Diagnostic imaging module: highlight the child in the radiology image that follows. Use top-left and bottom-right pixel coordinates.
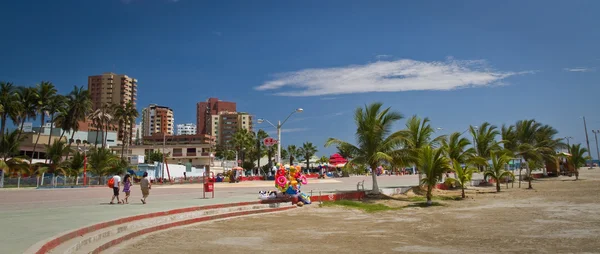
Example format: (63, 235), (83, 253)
(121, 174), (132, 204)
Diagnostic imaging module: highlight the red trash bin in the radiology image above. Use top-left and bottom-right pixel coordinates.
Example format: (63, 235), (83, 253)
(204, 182), (214, 192)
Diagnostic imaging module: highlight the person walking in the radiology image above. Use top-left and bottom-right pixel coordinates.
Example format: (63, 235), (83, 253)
(140, 172), (151, 204)
(121, 174), (132, 204)
(109, 173), (122, 204)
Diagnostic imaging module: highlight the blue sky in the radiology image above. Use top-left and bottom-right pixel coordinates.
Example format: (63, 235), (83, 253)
(1, 0), (599, 157)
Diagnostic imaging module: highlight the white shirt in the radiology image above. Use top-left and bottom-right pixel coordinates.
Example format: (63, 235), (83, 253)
(112, 175), (121, 188)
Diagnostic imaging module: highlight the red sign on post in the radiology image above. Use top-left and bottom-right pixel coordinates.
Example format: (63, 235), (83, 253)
(263, 137), (278, 147)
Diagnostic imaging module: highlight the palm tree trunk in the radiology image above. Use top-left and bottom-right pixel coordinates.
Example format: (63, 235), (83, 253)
(103, 120), (109, 149)
(461, 185), (465, 199)
(94, 122), (99, 149)
(370, 164), (380, 194)
(306, 157), (310, 174)
(426, 186), (432, 205)
(16, 119), (26, 142)
(496, 181), (501, 192)
(31, 115), (45, 162)
(120, 122), (127, 159)
(45, 114), (56, 163)
(58, 130), (66, 144)
(65, 131), (76, 160)
(0, 115), (7, 141)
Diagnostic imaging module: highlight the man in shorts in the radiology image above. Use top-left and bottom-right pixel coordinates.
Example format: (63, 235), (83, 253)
(110, 173), (122, 204)
(140, 172), (151, 204)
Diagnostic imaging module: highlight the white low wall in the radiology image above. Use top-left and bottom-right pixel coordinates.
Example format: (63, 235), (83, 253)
(380, 186), (413, 196)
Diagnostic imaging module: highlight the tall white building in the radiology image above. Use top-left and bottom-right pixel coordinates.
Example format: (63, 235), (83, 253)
(177, 123), (197, 135)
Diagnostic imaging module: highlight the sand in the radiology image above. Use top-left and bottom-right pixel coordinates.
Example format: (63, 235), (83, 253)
(114, 169), (600, 254)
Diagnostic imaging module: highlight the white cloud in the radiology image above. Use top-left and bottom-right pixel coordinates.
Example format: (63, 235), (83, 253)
(255, 59), (531, 97)
(563, 67), (595, 72)
(376, 54), (392, 59)
(320, 97), (337, 100)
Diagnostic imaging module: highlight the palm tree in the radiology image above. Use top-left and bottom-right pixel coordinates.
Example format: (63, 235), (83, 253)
(286, 144), (299, 165)
(61, 151), (85, 178)
(507, 120), (561, 189)
(63, 86), (92, 160)
(113, 104), (127, 158)
(124, 102), (138, 150)
(89, 109), (103, 148)
(0, 130), (29, 176)
(401, 115), (443, 183)
(417, 146), (451, 205)
(31, 82), (57, 162)
(470, 122), (501, 171)
(230, 128), (254, 164)
(448, 160), (477, 198)
(325, 102), (405, 194)
(299, 142), (318, 171)
(15, 86), (40, 141)
(45, 94), (68, 157)
(442, 132), (474, 165)
(44, 140), (71, 174)
(568, 144), (589, 180)
(0, 82), (20, 140)
(87, 147), (119, 183)
(317, 155), (329, 164)
(100, 103), (114, 149)
(484, 151), (515, 192)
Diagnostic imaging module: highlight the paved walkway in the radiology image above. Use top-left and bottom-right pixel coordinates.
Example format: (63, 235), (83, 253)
(1, 175), (422, 253)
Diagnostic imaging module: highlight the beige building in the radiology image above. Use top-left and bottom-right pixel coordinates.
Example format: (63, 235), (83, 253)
(142, 104), (174, 136)
(208, 112), (253, 146)
(88, 72), (138, 144)
(116, 134), (215, 168)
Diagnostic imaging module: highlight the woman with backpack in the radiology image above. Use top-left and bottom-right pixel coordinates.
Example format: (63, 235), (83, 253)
(109, 173), (122, 204)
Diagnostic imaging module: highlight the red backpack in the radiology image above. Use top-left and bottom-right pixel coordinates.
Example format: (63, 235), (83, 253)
(107, 178), (114, 188)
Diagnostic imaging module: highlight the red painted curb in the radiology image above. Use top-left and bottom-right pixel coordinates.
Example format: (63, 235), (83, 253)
(34, 200), (277, 254)
(90, 206), (296, 254)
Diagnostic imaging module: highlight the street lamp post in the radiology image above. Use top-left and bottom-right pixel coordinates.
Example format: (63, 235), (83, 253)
(563, 136), (573, 153)
(257, 108), (303, 165)
(582, 117), (593, 168)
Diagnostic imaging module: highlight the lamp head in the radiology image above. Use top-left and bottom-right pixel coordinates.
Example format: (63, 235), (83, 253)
(257, 119), (264, 124)
(296, 108), (304, 113)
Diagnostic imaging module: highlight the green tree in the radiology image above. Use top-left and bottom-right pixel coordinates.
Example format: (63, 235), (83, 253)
(0, 130), (29, 176)
(325, 103), (405, 194)
(0, 82), (20, 141)
(484, 151), (515, 192)
(286, 144), (299, 165)
(87, 148), (120, 181)
(44, 140), (71, 175)
(568, 144), (589, 180)
(15, 86), (40, 141)
(45, 94), (68, 158)
(299, 142), (318, 171)
(62, 86), (92, 160)
(31, 82), (57, 162)
(401, 115), (443, 184)
(442, 132), (474, 165)
(470, 122), (501, 170)
(447, 160), (477, 198)
(417, 146), (451, 206)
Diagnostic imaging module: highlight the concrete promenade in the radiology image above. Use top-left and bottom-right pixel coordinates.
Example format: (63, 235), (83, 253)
(0, 174), (421, 253)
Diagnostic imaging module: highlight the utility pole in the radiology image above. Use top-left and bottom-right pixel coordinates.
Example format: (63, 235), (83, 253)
(593, 130), (600, 165)
(583, 117), (593, 168)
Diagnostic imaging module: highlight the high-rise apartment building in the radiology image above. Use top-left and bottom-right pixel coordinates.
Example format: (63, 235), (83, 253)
(141, 104), (175, 136)
(196, 98), (236, 135)
(207, 112), (253, 146)
(88, 72), (138, 143)
(177, 123), (197, 135)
